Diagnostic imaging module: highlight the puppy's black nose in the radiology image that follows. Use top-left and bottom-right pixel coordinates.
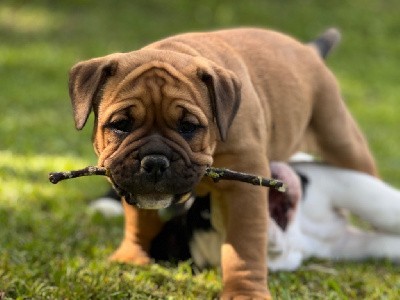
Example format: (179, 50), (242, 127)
(140, 155), (170, 180)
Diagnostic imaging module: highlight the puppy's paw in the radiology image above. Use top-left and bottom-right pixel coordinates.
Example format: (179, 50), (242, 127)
(109, 240), (151, 265)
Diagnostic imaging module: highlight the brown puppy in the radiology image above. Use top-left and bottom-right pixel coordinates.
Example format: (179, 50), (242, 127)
(69, 28), (377, 299)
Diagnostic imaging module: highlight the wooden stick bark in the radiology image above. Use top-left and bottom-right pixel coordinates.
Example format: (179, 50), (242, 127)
(49, 166), (286, 192)
(48, 166), (109, 184)
(204, 167), (286, 192)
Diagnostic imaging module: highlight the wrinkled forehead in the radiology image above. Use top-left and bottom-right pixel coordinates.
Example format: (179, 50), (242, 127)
(120, 62), (198, 101)
(99, 61), (209, 124)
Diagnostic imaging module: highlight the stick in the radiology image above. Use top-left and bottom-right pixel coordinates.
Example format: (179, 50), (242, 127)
(48, 166), (286, 192)
(205, 167), (286, 192)
(48, 166), (109, 184)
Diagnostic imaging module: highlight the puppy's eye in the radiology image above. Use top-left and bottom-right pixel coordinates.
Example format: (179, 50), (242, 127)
(178, 121), (202, 139)
(107, 119), (133, 134)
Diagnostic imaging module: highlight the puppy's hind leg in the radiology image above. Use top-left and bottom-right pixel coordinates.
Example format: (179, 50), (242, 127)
(328, 226), (400, 263)
(310, 68), (377, 176)
(327, 168), (400, 234)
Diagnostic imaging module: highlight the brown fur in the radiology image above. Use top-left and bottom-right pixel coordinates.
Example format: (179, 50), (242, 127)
(69, 28), (377, 299)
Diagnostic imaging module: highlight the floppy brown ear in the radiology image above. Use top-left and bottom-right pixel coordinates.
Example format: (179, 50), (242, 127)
(69, 58), (119, 130)
(197, 62), (242, 141)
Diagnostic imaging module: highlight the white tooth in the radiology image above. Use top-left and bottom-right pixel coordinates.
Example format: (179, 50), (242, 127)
(177, 192), (192, 204)
(135, 194), (174, 209)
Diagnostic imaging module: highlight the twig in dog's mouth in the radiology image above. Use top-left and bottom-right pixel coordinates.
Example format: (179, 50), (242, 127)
(48, 166), (286, 192)
(204, 167), (286, 192)
(48, 166), (110, 184)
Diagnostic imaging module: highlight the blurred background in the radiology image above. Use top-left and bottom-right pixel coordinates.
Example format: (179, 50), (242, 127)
(1, 0), (400, 298)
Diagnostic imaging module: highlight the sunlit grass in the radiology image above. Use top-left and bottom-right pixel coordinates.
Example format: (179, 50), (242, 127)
(0, 4), (62, 34)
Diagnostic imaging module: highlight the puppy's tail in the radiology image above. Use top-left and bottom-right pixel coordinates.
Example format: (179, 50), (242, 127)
(309, 28), (341, 59)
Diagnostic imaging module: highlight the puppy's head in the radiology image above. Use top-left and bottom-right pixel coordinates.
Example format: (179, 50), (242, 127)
(68, 50), (241, 209)
(269, 162), (302, 230)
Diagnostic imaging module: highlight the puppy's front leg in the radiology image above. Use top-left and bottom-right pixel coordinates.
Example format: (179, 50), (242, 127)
(216, 182), (270, 299)
(110, 199), (163, 265)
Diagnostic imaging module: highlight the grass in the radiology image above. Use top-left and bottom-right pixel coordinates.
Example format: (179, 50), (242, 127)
(1, 0), (400, 298)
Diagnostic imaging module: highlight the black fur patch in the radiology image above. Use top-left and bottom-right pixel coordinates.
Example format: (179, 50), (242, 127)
(296, 172), (309, 201)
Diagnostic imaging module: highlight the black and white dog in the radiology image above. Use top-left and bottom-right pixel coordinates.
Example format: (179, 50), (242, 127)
(91, 153), (400, 270)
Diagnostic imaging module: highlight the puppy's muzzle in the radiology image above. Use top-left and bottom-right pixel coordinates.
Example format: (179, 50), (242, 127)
(135, 154), (185, 210)
(140, 155), (170, 181)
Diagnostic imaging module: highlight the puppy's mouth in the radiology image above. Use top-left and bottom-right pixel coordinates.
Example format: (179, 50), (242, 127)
(135, 194), (174, 209)
(107, 154), (202, 209)
(134, 192), (192, 209)
(111, 180), (192, 209)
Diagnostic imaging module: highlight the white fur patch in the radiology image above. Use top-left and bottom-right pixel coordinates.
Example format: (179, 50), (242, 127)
(289, 152), (315, 162)
(89, 198), (123, 217)
(190, 230), (222, 269)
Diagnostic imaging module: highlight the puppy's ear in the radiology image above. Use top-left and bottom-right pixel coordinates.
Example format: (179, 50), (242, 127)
(197, 61), (241, 141)
(69, 58), (118, 130)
